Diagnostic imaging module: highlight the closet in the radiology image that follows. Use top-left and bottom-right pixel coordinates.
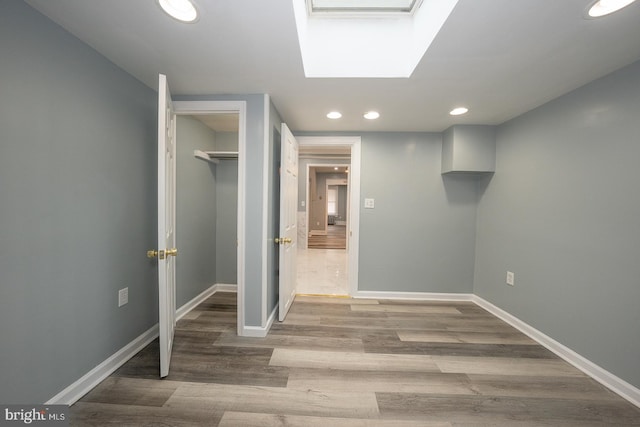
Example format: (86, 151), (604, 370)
(175, 114), (239, 306)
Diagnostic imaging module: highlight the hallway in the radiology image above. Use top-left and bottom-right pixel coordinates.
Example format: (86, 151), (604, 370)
(296, 247), (349, 296)
(307, 225), (347, 249)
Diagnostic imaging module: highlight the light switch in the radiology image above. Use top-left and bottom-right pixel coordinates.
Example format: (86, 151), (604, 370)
(506, 271), (515, 286)
(118, 287), (129, 307)
(364, 198), (375, 209)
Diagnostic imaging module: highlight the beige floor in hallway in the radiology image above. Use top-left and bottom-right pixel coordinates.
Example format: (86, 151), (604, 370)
(296, 247), (349, 296)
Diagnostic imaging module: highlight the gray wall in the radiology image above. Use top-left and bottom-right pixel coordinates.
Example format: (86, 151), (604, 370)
(474, 60), (640, 389)
(359, 133), (478, 293)
(0, 0), (157, 403)
(216, 158), (238, 284)
(296, 132), (479, 294)
(176, 116), (217, 306)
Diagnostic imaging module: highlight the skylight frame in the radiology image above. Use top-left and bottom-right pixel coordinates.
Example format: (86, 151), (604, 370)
(307, 0), (423, 16)
(294, 0), (460, 78)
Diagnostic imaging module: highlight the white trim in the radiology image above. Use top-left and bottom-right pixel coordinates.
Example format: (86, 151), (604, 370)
(297, 136), (361, 297)
(304, 163), (310, 249)
(236, 104), (246, 337)
(347, 139), (361, 296)
(242, 305), (278, 338)
(261, 94), (270, 329)
(176, 284), (216, 320)
(355, 290), (474, 301)
(172, 100), (247, 339)
(176, 283), (238, 321)
(214, 283), (238, 293)
(46, 324), (159, 405)
(472, 295), (640, 408)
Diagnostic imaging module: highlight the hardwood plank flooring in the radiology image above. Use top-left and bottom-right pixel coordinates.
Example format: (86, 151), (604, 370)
(70, 292), (640, 426)
(308, 225), (347, 249)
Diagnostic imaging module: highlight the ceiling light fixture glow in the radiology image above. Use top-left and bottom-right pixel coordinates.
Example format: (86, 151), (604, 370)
(158, 0), (198, 23)
(587, 0), (637, 17)
(449, 107), (469, 116)
(364, 111), (380, 120)
(327, 111), (342, 119)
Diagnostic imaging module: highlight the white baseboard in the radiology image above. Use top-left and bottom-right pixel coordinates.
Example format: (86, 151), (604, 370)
(354, 290), (474, 301)
(177, 283), (237, 320)
(214, 283), (238, 293)
(49, 283), (238, 405)
(46, 324), (158, 405)
(176, 284), (216, 320)
(241, 305), (278, 338)
(472, 295), (640, 408)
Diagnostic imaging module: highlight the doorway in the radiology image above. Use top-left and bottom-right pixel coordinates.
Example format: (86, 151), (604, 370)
(173, 100), (247, 336)
(307, 167), (349, 250)
(176, 113), (239, 316)
(296, 137), (361, 297)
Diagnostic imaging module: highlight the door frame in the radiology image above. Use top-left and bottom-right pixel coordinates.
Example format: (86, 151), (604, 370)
(173, 100), (247, 336)
(297, 136), (361, 296)
(305, 165), (348, 240)
(325, 178), (348, 236)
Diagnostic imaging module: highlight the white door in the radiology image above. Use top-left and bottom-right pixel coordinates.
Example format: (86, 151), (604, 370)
(157, 74), (177, 377)
(278, 123), (299, 321)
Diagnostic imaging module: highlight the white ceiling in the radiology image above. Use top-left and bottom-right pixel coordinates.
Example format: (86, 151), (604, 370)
(193, 113), (239, 132)
(24, 0), (640, 132)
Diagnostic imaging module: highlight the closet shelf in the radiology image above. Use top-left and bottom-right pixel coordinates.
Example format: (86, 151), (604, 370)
(194, 150), (238, 164)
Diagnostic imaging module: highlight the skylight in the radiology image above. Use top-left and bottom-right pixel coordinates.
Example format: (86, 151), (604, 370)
(293, 0), (460, 78)
(309, 0), (420, 15)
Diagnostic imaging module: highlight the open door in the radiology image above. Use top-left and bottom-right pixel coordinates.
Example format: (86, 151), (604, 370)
(277, 123), (298, 321)
(152, 74), (177, 378)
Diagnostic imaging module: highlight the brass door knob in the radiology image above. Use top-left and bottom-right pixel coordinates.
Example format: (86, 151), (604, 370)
(165, 248), (178, 257)
(147, 250), (158, 259)
(283, 237), (292, 244)
(275, 237), (292, 244)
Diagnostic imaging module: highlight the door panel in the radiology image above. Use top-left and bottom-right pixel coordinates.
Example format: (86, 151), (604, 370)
(278, 123), (298, 321)
(157, 74), (177, 378)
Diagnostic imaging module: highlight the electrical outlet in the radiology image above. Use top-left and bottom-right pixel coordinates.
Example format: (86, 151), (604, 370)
(364, 198), (375, 209)
(118, 287), (129, 307)
(506, 271), (515, 286)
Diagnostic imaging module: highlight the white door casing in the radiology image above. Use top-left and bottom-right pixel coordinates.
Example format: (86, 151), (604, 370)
(157, 74), (177, 378)
(278, 123), (298, 321)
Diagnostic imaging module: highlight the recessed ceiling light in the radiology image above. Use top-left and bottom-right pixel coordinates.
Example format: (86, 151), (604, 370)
(334, 167), (339, 170)
(449, 107), (469, 116)
(158, 0), (198, 23)
(327, 111), (342, 119)
(587, 0), (637, 17)
(364, 111), (380, 120)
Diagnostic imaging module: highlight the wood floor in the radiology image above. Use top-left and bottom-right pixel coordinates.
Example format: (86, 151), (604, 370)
(70, 292), (640, 426)
(308, 225), (347, 249)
